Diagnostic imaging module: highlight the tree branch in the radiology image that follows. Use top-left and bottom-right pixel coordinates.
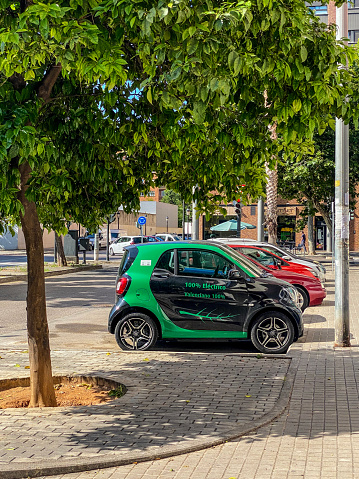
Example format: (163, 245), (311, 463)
(37, 63), (62, 103)
(8, 73), (26, 91)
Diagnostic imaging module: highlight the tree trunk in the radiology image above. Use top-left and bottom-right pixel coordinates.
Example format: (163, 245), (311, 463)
(308, 215), (315, 255)
(55, 232), (67, 267)
(265, 162), (278, 244)
(18, 162), (57, 408)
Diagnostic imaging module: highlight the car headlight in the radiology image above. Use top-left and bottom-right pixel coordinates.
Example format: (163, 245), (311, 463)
(313, 261), (326, 274)
(279, 286), (300, 308)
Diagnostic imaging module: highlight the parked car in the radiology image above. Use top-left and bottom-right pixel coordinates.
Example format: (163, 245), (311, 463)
(227, 245), (321, 281)
(108, 241), (304, 354)
(109, 235), (160, 256)
(155, 233), (182, 241)
(78, 232), (105, 250)
(214, 239), (326, 282)
(225, 245), (326, 311)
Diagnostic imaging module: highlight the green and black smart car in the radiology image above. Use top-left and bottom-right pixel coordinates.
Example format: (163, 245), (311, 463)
(108, 241), (303, 354)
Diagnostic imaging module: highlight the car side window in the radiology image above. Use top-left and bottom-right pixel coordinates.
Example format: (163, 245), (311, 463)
(242, 249), (274, 266)
(177, 250), (234, 278)
(154, 250), (175, 273)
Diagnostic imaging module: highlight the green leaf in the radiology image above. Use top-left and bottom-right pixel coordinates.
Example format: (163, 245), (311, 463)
(228, 51), (238, 69)
(193, 101), (206, 124)
(300, 45), (307, 62)
(147, 87), (153, 104)
(292, 99), (302, 113)
(187, 38), (198, 55)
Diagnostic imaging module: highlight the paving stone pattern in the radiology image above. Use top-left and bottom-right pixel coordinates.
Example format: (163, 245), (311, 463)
(0, 349), (289, 469)
(35, 266), (359, 479)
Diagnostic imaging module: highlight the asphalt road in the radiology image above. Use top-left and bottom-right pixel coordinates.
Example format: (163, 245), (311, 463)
(0, 250), (116, 268)
(0, 267), (257, 354)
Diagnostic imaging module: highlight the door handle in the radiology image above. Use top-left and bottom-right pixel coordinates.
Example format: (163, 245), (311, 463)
(152, 272), (170, 278)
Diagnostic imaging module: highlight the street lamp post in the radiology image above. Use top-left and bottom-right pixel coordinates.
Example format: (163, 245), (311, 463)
(166, 216), (169, 233)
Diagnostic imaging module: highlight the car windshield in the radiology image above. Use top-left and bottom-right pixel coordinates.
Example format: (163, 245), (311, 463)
(218, 244), (265, 276)
(172, 235), (181, 241)
(259, 245), (287, 258)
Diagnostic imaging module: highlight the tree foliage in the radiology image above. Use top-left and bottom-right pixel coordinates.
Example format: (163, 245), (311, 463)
(161, 189), (185, 226)
(0, 0), (357, 229)
(278, 125), (359, 230)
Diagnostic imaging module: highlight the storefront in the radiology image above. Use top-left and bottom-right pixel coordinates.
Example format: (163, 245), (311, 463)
(276, 206), (297, 247)
(315, 217), (327, 251)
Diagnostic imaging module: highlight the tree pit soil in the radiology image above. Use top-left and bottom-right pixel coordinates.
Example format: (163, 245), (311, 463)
(0, 376), (126, 409)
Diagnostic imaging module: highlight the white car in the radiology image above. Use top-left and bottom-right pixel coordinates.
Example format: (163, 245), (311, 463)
(155, 233), (181, 241)
(109, 236), (159, 255)
(212, 238), (326, 282)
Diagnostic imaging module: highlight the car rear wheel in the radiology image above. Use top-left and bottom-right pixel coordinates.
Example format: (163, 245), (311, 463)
(109, 247), (115, 256)
(114, 313), (158, 351)
(250, 311), (295, 354)
(294, 286), (309, 311)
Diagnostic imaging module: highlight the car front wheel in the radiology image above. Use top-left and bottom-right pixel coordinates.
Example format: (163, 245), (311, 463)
(294, 286), (309, 312)
(250, 311), (295, 354)
(114, 313), (158, 351)
(109, 247), (115, 256)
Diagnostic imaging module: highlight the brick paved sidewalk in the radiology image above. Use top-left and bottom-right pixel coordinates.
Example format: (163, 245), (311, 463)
(30, 266), (359, 479)
(0, 349), (292, 479)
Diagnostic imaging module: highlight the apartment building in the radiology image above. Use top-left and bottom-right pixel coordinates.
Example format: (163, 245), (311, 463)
(309, 1), (359, 43)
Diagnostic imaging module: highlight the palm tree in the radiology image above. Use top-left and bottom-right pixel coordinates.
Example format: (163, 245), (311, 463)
(265, 120), (278, 244)
(265, 163), (278, 244)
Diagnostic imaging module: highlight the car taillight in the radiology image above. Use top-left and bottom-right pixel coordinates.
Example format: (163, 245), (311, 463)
(129, 240), (135, 244)
(116, 276), (128, 296)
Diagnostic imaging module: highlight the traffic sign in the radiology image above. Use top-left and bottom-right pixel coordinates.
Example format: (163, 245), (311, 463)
(138, 216), (147, 225)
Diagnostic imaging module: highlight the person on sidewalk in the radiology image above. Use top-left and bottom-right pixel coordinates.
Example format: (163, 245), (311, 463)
(299, 231), (307, 254)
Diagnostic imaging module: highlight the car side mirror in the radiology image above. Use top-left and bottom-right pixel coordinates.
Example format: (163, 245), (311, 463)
(282, 256), (291, 261)
(272, 257), (281, 270)
(228, 269), (241, 280)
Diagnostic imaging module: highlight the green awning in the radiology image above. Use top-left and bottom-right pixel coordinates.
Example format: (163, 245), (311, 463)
(210, 219), (256, 232)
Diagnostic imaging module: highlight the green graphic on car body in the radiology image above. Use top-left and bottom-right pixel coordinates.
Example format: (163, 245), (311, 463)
(179, 309), (238, 323)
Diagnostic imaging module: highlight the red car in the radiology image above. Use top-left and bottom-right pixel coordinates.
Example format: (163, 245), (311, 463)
(227, 245), (326, 311)
(231, 245), (320, 281)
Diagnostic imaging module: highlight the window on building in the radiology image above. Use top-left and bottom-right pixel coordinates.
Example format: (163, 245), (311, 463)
(160, 189), (166, 197)
(348, 30), (359, 43)
(250, 205), (256, 216)
(148, 191), (155, 197)
(140, 193), (144, 197)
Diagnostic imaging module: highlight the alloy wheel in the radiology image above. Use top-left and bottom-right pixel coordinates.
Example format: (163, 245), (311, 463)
(255, 316), (290, 351)
(118, 317), (154, 350)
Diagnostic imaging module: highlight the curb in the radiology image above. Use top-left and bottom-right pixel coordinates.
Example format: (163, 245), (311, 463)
(0, 357), (295, 479)
(0, 265), (103, 284)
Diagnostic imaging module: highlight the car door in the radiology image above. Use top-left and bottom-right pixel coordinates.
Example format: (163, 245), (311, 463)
(113, 237), (129, 254)
(150, 248), (249, 332)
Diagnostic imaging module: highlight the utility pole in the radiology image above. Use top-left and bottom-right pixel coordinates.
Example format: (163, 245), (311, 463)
(257, 197), (264, 242)
(192, 186), (199, 240)
(182, 200), (185, 239)
(334, 2), (350, 347)
(94, 231), (99, 262)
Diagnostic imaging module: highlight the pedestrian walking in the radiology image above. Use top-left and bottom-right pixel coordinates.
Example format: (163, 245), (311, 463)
(300, 231), (307, 254)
